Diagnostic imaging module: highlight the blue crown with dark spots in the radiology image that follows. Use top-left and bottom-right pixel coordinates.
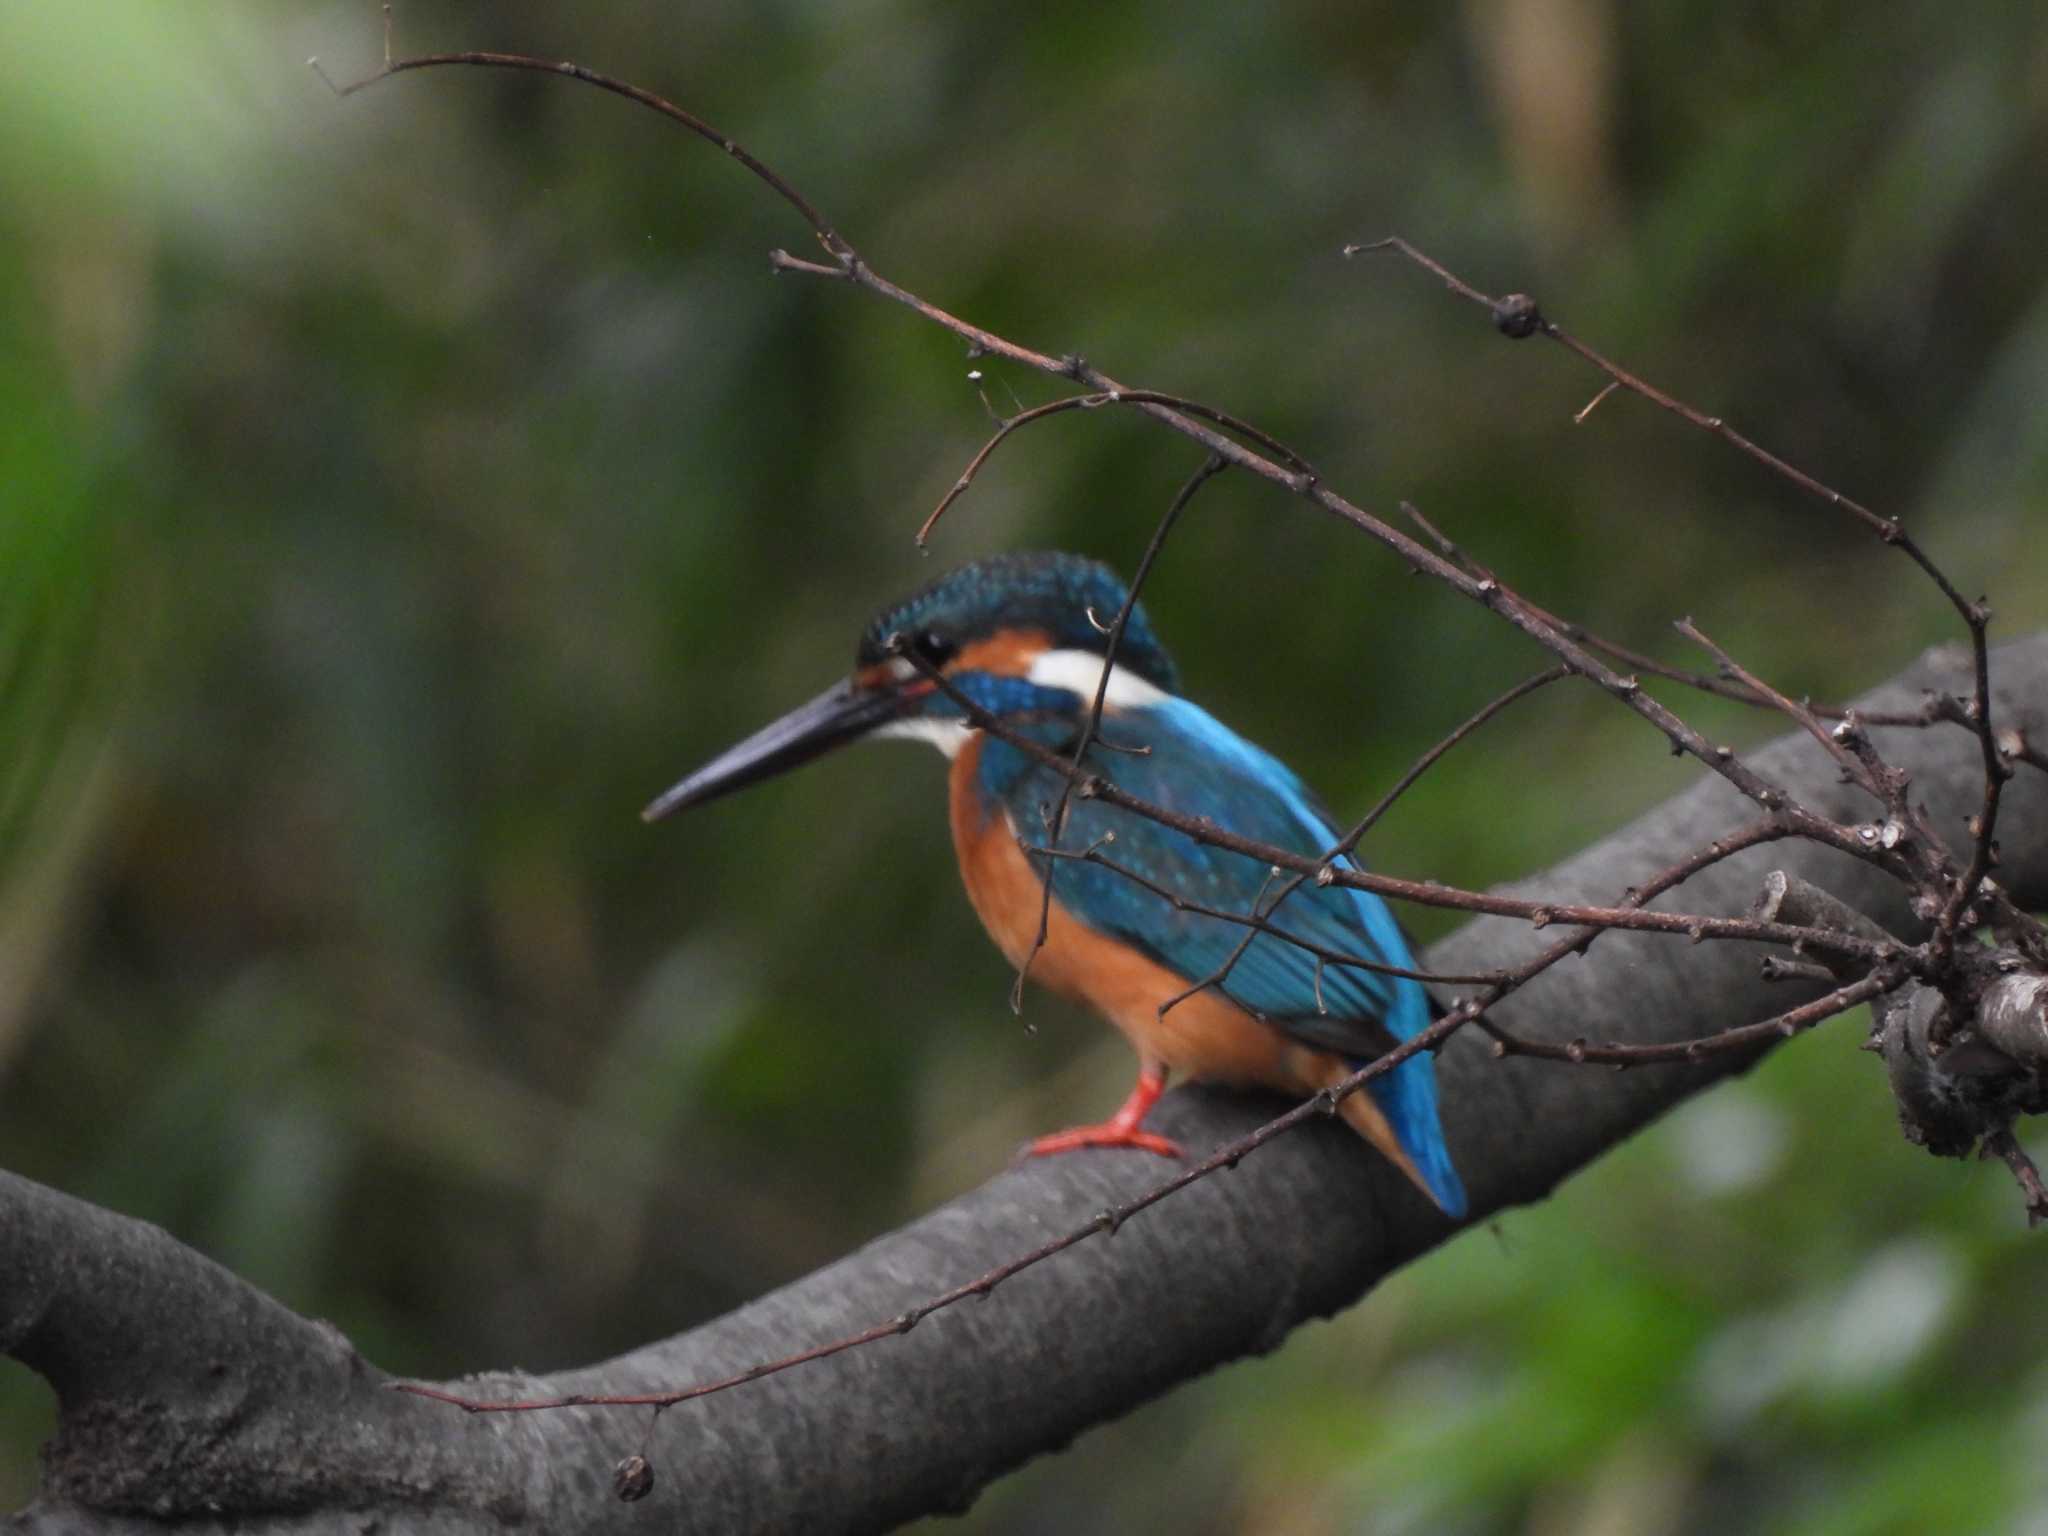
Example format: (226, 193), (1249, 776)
(857, 552), (1181, 692)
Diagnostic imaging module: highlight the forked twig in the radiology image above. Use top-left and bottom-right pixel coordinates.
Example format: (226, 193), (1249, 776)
(919, 394), (1302, 547)
(1354, 235), (2013, 966)
(1157, 665), (1568, 1019)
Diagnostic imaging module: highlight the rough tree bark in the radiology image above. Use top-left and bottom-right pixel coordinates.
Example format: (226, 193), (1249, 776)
(5, 636), (2045, 1535)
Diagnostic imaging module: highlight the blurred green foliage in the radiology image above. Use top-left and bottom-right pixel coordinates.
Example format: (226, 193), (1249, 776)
(3, 2), (2047, 1530)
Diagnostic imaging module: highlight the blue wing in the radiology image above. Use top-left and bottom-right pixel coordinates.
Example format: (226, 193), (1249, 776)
(977, 696), (1464, 1216)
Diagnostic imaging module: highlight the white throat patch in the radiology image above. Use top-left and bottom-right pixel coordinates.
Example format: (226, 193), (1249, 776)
(1025, 648), (1171, 711)
(873, 716), (973, 759)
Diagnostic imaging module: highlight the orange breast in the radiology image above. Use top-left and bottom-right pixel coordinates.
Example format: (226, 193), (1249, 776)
(948, 736), (1317, 1088)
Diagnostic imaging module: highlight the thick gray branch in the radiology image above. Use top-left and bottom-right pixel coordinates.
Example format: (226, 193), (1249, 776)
(7, 637), (2046, 1535)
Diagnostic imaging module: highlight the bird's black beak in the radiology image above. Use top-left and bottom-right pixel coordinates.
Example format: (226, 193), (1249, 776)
(641, 673), (924, 822)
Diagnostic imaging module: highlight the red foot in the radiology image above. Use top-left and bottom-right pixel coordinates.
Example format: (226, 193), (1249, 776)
(1022, 1068), (1183, 1160)
(1025, 1123), (1184, 1159)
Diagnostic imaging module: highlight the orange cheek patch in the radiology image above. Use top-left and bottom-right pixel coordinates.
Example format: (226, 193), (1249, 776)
(949, 628), (1053, 680)
(853, 626), (1047, 695)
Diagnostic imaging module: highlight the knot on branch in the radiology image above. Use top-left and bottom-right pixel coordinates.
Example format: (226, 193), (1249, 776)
(1752, 870), (2048, 1218)
(1868, 959), (2048, 1200)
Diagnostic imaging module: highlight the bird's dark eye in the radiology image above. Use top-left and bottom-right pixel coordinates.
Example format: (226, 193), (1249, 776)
(911, 630), (957, 667)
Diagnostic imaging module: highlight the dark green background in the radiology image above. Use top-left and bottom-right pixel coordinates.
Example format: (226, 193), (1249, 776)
(5, 4), (2047, 1530)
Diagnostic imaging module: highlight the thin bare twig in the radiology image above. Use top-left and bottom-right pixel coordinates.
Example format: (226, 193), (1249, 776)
(1353, 235), (2011, 968)
(1478, 966), (1899, 1067)
(1157, 665), (1569, 1018)
(2003, 727), (2048, 778)
(1009, 455), (1228, 1012)
(1671, 620), (1981, 954)
(1020, 840), (1511, 987)
(1468, 815), (1797, 1055)
(1986, 1127), (2048, 1227)
(918, 393), (1304, 547)
(1404, 504), (1976, 733)
(1761, 956), (1839, 985)
(316, 39), (853, 266)
(1350, 239), (1935, 566)
(1674, 618), (1886, 803)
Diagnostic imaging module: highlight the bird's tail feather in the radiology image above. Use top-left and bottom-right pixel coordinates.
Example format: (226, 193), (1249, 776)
(1333, 1053), (1467, 1220)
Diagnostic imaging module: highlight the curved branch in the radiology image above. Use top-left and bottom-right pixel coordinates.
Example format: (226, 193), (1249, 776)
(8, 636), (2046, 1535)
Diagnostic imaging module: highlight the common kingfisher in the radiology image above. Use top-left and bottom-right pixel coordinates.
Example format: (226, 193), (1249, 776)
(645, 552), (1466, 1218)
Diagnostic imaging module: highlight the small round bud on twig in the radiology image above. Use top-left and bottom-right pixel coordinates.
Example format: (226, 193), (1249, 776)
(1491, 293), (1542, 338)
(614, 1455), (655, 1502)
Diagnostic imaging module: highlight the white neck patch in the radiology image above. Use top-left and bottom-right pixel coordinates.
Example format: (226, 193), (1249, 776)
(1026, 648), (1171, 711)
(873, 716), (973, 759)
(870, 648), (1168, 759)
